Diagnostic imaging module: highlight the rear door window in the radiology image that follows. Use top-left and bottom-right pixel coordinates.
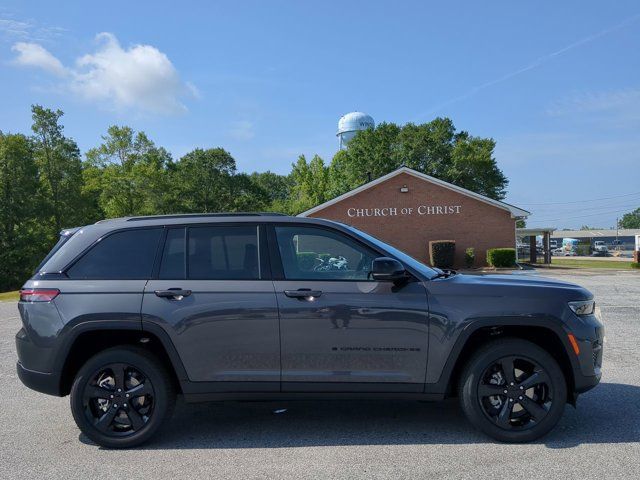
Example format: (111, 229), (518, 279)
(187, 225), (260, 280)
(159, 228), (186, 279)
(66, 228), (162, 279)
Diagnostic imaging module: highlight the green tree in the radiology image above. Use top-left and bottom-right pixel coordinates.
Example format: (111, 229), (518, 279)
(230, 173), (269, 211)
(287, 154), (330, 214)
(85, 126), (171, 217)
(31, 105), (85, 235)
(249, 171), (292, 203)
(0, 133), (40, 290)
(171, 148), (238, 212)
(332, 118), (508, 200)
(619, 208), (640, 229)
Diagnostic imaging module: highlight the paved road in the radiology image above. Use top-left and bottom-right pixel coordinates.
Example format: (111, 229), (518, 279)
(1, 270), (639, 479)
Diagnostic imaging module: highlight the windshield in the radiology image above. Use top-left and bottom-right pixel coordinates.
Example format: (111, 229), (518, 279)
(344, 225), (439, 279)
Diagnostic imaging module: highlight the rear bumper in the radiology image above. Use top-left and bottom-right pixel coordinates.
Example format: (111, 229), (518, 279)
(16, 362), (63, 396)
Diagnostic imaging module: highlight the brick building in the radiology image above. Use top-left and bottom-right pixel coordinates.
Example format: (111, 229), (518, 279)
(298, 167), (529, 268)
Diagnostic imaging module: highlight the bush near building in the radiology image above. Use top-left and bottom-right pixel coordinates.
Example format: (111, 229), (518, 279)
(487, 248), (516, 268)
(575, 244), (591, 256)
(465, 248), (475, 268)
(429, 240), (456, 268)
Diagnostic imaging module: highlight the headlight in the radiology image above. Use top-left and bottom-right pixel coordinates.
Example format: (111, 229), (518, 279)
(568, 300), (595, 316)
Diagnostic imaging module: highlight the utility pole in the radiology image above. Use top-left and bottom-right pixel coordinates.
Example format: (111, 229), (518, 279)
(616, 217), (619, 243)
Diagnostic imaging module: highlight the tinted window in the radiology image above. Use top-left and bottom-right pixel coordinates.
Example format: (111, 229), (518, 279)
(67, 228), (162, 279)
(159, 228), (186, 279)
(275, 226), (377, 280)
(36, 231), (74, 272)
(188, 225), (260, 280)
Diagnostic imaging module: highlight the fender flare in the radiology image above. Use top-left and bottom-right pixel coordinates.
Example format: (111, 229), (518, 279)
(53, 319), (189, 387)
(424, 315), (578, 395)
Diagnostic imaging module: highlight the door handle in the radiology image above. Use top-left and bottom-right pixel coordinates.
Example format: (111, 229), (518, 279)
(154, 288), (192, 300)
(284, 289), (322, 299)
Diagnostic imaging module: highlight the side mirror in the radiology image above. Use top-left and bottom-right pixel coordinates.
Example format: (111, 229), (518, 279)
(371, 257), (406, 281)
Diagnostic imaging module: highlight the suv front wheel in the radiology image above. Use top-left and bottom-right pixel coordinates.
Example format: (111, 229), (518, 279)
(70, 346), (175, 448)
(458, 338), (567, 443)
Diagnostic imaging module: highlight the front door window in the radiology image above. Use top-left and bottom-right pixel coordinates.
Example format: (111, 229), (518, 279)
(274, 226), (376, 281)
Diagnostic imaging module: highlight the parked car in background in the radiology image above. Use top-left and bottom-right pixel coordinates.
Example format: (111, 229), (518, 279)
(593, 241), (608, 254)
(552, 247), (577, 256)
(16, 214), (604, 447)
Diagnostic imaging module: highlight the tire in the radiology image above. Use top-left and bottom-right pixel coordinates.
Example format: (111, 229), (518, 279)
(70, 346), (176, 448)
(458, 338), (567, 443)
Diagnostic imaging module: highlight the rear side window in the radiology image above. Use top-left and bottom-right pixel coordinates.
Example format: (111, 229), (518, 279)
(187, 225), (260, 280)
(67, 229), (162, 279)
(35, 231), (74, 272)
(159, 228), (186, 279)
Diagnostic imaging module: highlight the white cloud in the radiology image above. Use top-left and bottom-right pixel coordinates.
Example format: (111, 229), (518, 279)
(546, 88), (640, 116)
(12, 42), (67, 76)
(544, 88), (640, 133)
(0, 15), (67, 43)
(0, 18), (31, 40)
(11, 32), (195, 115)
(227, 120), (255, 141)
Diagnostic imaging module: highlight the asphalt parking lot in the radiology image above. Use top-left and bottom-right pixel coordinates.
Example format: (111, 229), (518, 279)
(1, 270), (639, 479)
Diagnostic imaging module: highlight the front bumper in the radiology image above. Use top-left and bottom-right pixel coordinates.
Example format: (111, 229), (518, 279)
(570, 307), (604, 394)
(16, 362), (62, 396)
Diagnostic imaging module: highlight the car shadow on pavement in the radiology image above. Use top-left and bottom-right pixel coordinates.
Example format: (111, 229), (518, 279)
(79, 382), (639, 449)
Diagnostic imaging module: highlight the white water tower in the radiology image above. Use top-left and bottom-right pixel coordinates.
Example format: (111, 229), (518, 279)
(337, 112), (375, 149)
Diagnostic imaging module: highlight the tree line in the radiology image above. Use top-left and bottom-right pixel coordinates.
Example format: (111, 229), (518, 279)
(1, 105), (509, 290)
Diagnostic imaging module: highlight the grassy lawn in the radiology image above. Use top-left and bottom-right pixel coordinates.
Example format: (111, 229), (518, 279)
(0, 290), (19, 302)
(551, 258), (636, 269)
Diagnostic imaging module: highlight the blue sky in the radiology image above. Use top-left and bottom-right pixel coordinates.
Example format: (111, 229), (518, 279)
(1, 1), (639, 229)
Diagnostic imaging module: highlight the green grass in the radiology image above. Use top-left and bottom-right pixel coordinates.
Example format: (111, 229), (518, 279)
(551, 258), (635, 270)
(0, 290), (19, 302)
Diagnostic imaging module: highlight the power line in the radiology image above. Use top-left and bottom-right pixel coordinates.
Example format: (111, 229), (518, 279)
(531, 201), (640, 215)
(519, 191), (640, 206)
(528, 207), (633, 224)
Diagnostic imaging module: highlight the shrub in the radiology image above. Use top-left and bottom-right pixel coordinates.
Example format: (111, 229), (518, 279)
(487, 248), (516, 268)
(429, 240), (455, 268)
(465, 247), (475, 268)
(576, 244), (590, 256)
(631, 262), (640, 269)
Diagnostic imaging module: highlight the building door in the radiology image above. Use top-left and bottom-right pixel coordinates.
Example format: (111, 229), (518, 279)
(270, 224), (429, 392)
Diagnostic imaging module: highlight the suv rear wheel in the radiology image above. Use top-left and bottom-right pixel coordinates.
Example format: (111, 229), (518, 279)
(70, 346), (175, 448)
(458, 338), (567, 442)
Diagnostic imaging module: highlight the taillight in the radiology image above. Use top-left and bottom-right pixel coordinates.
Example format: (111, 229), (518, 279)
(19, 288), (60, 302)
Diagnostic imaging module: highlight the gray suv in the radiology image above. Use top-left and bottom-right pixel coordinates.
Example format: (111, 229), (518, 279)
(16, 213), (604, 448)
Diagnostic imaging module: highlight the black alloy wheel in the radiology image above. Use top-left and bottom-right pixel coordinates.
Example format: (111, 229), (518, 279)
(70, 346), (175, 448)
(477, 355), (553, 430)
(82, 363), (155, 435)
(459, 338), (567, 443)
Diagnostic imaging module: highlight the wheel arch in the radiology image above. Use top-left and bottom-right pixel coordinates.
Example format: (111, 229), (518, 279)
(435, 318), (578, 404)
(57, 322), (188, 396)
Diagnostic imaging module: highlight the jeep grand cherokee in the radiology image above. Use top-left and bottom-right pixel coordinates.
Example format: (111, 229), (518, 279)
(16, 213), (603, 448)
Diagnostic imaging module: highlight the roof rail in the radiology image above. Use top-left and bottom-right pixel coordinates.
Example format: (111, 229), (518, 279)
(124, 212), (288, 222)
